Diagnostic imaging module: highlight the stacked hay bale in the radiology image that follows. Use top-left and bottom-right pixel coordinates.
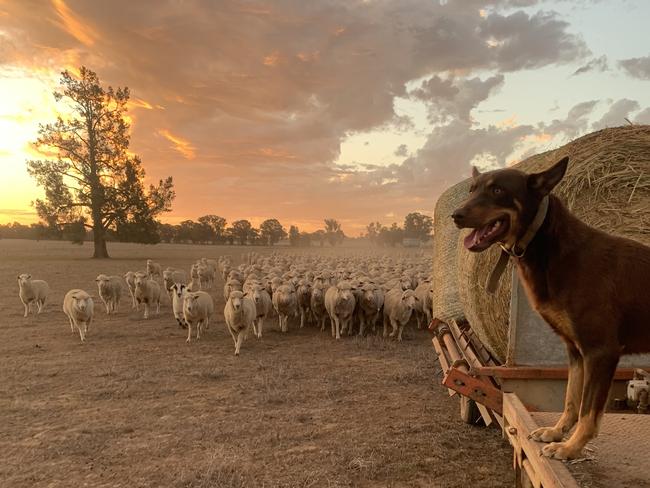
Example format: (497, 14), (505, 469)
(431, 178), (471, 324)
(448, 126), (650, 363)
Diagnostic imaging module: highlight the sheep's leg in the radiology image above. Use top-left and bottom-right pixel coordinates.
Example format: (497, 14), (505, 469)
(235, 330), (244, 356)
(257, 317), (264, 338)
(68, 315), (75, 333)
(251, 320), (258, 338)
(389, 318), (398, 338)
(359, 317), (366, 337)
(186, 322), (192, 343)
(300, 309), (305, 329)
(155, 300), (160, 315)
(103, 299), (110, 314)
(334, 316), (341, 340)
(227, 325), (237, 346)
(22, 299), (29, 318)
(143, 302), (149, 319)
(383, 315), (389, 338)
(416, 313), (422, 330)
(398, 322), (405, 342)
(37, 299), (44, 314)
(196, 320), (202, 340)
(76, 320), (84, 342)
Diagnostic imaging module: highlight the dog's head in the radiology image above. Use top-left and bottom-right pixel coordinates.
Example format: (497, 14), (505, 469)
(452, 157), (568, 252)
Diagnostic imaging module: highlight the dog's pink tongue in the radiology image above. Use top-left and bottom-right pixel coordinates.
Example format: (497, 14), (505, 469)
(464, 229), (480, 249)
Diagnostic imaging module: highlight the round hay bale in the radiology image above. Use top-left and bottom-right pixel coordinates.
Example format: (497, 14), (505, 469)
(432, 178), (471, 322)
(456, 126), (650, 363)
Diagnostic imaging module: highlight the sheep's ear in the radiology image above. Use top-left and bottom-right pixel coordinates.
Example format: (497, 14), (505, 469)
(26, 274), (31, 279)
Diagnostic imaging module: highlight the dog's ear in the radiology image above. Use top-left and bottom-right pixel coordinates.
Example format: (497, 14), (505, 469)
(528, 156), (568, 195)
(471, 166), (481, 179)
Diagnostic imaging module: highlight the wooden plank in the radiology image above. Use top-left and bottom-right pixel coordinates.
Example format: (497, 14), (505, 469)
(475, 365), (641, 380)
(431, 337), (455, 396)
(476, 402), (493, 427)
(503, 393), (580, 488)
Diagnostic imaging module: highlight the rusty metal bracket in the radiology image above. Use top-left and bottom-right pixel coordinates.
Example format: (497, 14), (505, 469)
(443, 366), (503, 414)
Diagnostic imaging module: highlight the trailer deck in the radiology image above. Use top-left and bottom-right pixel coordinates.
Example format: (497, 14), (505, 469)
(503, 392), (650, 488)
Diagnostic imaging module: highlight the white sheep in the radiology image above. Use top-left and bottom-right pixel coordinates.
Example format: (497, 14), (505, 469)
(383, 288), (418, 341)
(170, 283), (188, 329)
(249, 285), (272, 339)
(310, 285), (329, 332)
(134, 272), (161, 319)
(124, 271), (139, 310)
(163, 268), (188, 300)
(17, 273), (49, 317)
(223, 278), (242, 301)
(183, 291), (214, 343)
(95, 274), (122, 314)
(325, 281), (356, 340)
(197, 264), (215, 290)
(62, 289), (94, 342)
(224, 290), (256, 355)
(146, 259), (162, 280)
(272, 283), (297, 333)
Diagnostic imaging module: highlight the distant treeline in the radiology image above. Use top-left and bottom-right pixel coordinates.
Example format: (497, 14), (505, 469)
(0, 211), (433, 248)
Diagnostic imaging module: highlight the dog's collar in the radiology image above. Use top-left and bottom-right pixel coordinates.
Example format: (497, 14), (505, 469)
(486, 195), (549, 294)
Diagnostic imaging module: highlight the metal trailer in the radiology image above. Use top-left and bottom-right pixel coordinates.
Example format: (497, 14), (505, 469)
(431, 269), (650, 488)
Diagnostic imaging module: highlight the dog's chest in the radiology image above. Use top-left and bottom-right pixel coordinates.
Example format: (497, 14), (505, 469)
(517, 270), (578, 343)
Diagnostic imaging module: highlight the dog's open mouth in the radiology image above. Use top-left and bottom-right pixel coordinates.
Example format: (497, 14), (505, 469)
(463, 218), (509, 252)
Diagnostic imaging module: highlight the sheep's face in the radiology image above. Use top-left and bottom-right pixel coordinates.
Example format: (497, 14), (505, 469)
(18, 273), (31, 284)
(401, 290), (418, 311)
(251, 288), (263, 305)
(171, 283), (186, 299)
(74, 296), (88, 312)
(400, 277), (412, 290)
(185, 294), (200, 313)
(95, 274), (109, 284)
(134, 274), (147, 288)
(229, 291), (244, 311)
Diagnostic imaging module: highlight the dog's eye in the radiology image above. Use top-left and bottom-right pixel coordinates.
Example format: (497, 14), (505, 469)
(492, 186), (503, 195)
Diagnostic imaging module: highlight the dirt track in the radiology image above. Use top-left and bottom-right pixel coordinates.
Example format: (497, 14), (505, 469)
(0, 239), (513, 487)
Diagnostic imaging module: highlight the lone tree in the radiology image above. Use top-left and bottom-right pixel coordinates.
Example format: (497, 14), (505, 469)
(259, 219), (287, 246)
(404, 212), (433, 241)
(27, 67), (175, 258)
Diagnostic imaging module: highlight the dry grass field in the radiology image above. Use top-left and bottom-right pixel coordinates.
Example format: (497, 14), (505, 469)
(0, 239), (513, 488)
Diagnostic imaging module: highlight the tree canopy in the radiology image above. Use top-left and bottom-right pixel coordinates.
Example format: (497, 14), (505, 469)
(26, 67), (175, 258)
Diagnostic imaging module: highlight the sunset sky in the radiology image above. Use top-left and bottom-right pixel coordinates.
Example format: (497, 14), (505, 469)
(1, 0), (650, 235)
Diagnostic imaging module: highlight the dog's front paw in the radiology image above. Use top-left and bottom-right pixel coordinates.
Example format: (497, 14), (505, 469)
(530, 426), (564, 443)
(541, 441), (582, 460)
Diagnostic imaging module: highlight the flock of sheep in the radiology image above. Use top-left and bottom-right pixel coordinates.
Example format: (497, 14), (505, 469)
(16, 250), (434, 355)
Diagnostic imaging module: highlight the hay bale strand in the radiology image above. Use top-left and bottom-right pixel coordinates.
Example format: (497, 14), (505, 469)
(456, 126), (650, 363)
(432, 178), (471, 322)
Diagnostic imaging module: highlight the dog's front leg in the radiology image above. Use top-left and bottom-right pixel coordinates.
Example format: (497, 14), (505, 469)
(542, 350), (619, 460)
(531, 342), (583, 443)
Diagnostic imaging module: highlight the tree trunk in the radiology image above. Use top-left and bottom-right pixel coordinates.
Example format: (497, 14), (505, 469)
(93, 228), (109, 258)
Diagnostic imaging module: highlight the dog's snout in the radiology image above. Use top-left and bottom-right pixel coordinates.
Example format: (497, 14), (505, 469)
(451, 208), (466, 224)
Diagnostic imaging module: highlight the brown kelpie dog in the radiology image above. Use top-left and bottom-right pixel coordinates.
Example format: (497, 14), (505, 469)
(452, 157), (650, 460)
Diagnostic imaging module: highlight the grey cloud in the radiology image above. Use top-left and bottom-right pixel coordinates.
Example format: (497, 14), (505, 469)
(410, 75), (505, 123)
(543, 100), (599, 139)
(394, 144), (409, 157)
(479, 11), (589, 71)
(618, 56), (650, 80)
(635, 107), (650, 124)
(592, 99), (640, 130)
(572, 55), (608, 76)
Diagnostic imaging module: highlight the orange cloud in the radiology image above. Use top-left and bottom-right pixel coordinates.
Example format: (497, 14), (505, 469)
(263, 51), (281, 66)
(158, 129), (196, 159)
(51, 0), (97, 47)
